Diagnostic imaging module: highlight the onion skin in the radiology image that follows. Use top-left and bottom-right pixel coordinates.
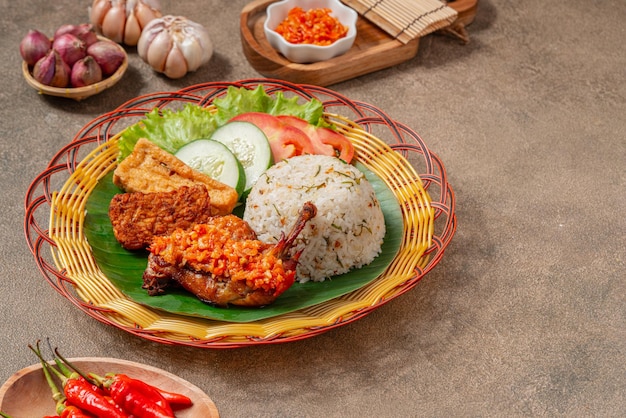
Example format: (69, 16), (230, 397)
(87, 40), (125, 76)
(71, 56), (103, 87)
(32, 51), (55, 85)
(54, 24), (76, 40)
(20, 30), (51, 66)
(52, 33), (86, 67)
(32, 49), (70, 88)
(72, 24), (100, 47)
(54, 24), (99, 47)
(137, 15), (213, 79)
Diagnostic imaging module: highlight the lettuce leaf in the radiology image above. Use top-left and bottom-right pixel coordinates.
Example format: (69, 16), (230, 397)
(212, 85), (330, 128)
(118, 104), (218, 161)
(117, 85), (331, 160)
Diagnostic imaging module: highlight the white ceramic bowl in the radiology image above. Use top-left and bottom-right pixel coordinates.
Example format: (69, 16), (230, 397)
(264, 0), (358, 64)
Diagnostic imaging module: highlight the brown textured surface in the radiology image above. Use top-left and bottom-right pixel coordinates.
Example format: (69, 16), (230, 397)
(2, 0), (624, 416)
(114, 138), (239, 216)
(109, 185), (214, 250)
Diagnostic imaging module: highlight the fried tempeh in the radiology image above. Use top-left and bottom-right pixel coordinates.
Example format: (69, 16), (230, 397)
(113, 138), (238, 216)
(109, 185), (214, 250)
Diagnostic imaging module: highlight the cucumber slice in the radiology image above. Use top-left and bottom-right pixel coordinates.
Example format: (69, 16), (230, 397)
(209, 121), (273, 193)
(175, 139), (246, 197)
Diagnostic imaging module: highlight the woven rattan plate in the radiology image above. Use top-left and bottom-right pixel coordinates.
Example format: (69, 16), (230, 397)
(24, 79), (456, 348)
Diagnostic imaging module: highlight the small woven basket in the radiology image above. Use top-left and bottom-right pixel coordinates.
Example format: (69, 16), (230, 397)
(24, 79), (456, 348)
(21, 36), (128, 101)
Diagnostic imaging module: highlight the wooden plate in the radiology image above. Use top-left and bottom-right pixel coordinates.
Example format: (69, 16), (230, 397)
(240, 0), (478, 86)
(0, 357), (219, 417)
(450, 0), (479, 27)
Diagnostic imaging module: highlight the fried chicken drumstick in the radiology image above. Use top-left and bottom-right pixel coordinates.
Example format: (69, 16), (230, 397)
(142, 202), (317, 307)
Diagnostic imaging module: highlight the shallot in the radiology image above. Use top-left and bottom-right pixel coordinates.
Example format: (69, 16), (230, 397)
(54, 24), (77, 39)
(32, 49), (70, 88)
(52, 33), (86, 67)
(20, 30), (51, 66)
(54, 23), (99, 47)
(71, 56), (103, 87)
(87, 40), (125, 76)
(137, 15), (213, 79)
(73, 23), (100, 46)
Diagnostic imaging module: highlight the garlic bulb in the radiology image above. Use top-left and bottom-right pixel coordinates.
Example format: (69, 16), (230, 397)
(89, 0), (162, 46)
(137, 15), (213, 79)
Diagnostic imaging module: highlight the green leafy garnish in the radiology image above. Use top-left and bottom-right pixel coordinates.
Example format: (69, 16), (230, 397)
(212, 85), (331, 128)
(118, 104), (217, 161)
(117, 85), (331, 161)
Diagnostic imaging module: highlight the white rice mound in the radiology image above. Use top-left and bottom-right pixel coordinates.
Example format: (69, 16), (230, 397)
(243, 154), (386, 282)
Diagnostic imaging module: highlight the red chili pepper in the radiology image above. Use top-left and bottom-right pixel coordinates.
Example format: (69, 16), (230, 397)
(60, 405), (93, 418)
(64, 378), (128, 418)
(275, 7), (348, 46)
(107, 374), (174, 418)
(151, 385), (193, 410)
(79, 375), (106, 396)
(115, 374), (174, 415)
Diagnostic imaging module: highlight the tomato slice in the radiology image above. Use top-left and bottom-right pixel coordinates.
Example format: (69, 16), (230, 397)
(277, 115), (354, 163)
(316, 127), (355, 163)
(230, 112), (314, 161)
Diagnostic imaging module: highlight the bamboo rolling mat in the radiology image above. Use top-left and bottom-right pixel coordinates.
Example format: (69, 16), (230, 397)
(341, 0), (458, 44)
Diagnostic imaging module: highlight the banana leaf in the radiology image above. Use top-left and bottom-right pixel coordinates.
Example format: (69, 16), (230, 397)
(84, 163), (402, 323)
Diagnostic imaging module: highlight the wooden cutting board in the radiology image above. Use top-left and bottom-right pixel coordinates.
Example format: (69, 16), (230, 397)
(240, 0), (478, 86)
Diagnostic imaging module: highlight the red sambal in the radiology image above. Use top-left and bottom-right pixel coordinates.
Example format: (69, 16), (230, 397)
(274, 7), (348, 46)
